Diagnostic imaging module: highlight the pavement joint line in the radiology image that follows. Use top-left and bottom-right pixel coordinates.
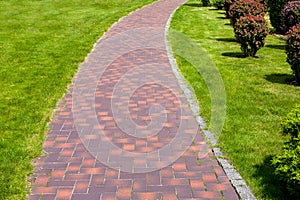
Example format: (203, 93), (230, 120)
(29, 0), (254, 199)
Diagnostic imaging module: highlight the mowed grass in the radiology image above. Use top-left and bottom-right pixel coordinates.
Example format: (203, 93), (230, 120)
(0, 0), (155, 199)
(170, 1), (300, 199)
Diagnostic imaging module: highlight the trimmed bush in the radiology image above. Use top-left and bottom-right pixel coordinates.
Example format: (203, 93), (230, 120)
(228, 0), (266, 25)
(202, 0), (211, 6)
(281, 1), (300, 34)
(281, 104), (300, 138)
(272, 140), (300, 198)
(286, 23), (300, 85)
(267, 0), (291, 33)
(224, 0), (234, 18)
(272, 105), (300, 198)
(257, 0), (267, 8)
(233, 15), (269, 57)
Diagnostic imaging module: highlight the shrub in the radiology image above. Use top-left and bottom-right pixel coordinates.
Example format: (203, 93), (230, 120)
(281, 1), (300, 34)
(272, 105), (300, 198)
(286, 23), (300, 85)
(258, 0), (267, 8)
(224, 0), (234, 18)
(228, 0), (266, 25)
(233, 15), (269, 57)
(202, 0), (211, 6)
(272, 140), (300, 198)
(282, 104), (300, 138)
(267, 0), (292, 33)
(213, 0), (225, 9)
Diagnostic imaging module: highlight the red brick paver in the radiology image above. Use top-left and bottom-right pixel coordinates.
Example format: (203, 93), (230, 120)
(28, 0), (240, 199)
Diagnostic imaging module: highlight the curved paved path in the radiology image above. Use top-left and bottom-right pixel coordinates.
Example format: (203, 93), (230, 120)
(28, 0), (240, 199)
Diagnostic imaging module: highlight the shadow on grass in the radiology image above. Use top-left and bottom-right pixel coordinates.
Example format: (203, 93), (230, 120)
(253, 156), (289, 200)
(222, 52), (244, 58)
(184, 3), (202, 7)
(217, 16), (227, 19)
(265, 44), (285, 50)
(265, 73), (294, 84)
(216, 38), (236, 42)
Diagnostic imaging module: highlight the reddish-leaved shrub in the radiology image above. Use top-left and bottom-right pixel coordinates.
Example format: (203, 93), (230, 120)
(286, 23), (300, 85)
(234, 15), (269, 57)
(258, 0), (267, 8)
(229, 0), (266, 25)
(224, 0), (234, 18)
(281, 1), (300, 34)
(267, 0), (293, 33)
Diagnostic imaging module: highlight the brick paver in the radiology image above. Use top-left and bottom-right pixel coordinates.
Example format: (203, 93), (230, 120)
(28, 0), (240, 199)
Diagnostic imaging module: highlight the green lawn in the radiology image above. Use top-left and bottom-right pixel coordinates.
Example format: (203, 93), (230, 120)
(170, 1), (300, 199)
(0, 0), (155, 199)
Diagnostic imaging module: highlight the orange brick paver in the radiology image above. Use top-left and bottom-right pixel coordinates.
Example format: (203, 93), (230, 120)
(28, 0), (240, 199)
